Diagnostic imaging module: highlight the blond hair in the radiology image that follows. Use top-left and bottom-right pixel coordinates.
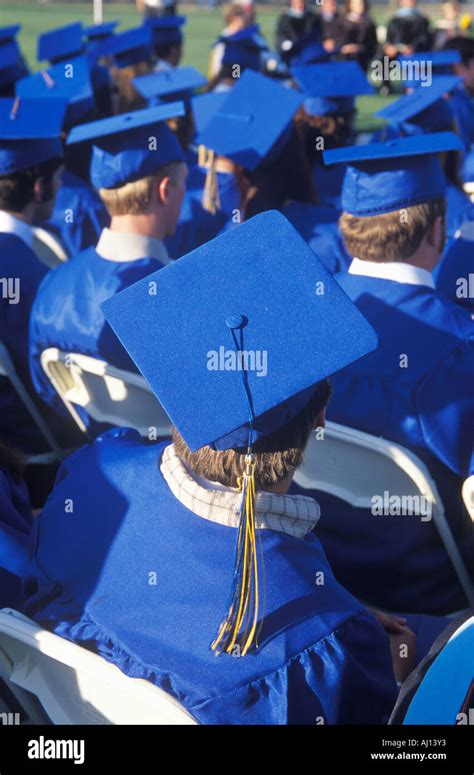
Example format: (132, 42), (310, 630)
(339, 198), (446, 263)
(99, 164), (181, 217)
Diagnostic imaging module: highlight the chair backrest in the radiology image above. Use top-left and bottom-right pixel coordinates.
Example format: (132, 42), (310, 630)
(0, 609), (197, 725)
(294, 422), (474, 606)
(40, 348), (172, 438)
(31, 227), (69, 268)
(0, 340), (64, 461)
(396, 615), (474, 725)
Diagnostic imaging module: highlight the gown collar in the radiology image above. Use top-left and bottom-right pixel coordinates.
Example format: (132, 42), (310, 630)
(0, 210), (34, 249)
(160, 443), (320, 538)
(349, 257), (435, 289)
(96, 227), (171, 265)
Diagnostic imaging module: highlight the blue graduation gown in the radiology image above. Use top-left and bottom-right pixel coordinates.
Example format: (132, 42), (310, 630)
(0, 467), (33, 609)
(436, 229), (474, 311)
(44, 169), (110, 257)
(314, 273), (474, 614)
(29, 247), (168, 429)
(0, 233), (49, 452)
(24, 429), (398, 725)
(312, 162), (346, 210)
(165, 166), (240, 259)
(445, 182), (474, 240)
(282, 201), (351, 274)
(450, 85), (474, 151)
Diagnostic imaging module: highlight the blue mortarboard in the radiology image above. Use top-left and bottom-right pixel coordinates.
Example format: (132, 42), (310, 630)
(287, 34), (329, 68)
(376, 75), (461, 133)
(133, 66), (205, 104)
(192, 91), (227, 135)
(16, 56), (94, 125)
(195, 70), (302, 170)
(102, 210), (377, 451)
(67, 101), (185, 189)
(293, 60), (373, 116)
(0, 97), (66, 174)
(38, 22), (84, 64)
(0, 26), (21, 45)
(84, 21), (120, 42)
(324, 131), (464, 216)
(220, 25), (266, 72)
(101, 25), (152, 68)
(145, 15), (185, 48)
(400, 49), (461, 86)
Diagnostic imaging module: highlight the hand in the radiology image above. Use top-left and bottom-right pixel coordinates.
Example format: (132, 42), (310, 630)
(368, 608), (407, 634)
(384, 44), (398, 58)
(341, 43), (361, 54)
(323, 39), (336, 52)
(368, 608), (417, 683)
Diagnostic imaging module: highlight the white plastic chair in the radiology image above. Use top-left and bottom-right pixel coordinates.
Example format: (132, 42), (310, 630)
(0, 340), (66, 464)
(294, 421), (474, 607)
(0, 609), (197, 725)
(40, 349), (172, 438)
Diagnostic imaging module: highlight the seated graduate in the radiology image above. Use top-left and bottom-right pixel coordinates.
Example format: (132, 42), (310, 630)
(16, 57), (110, 259)
(443, 37), (474, 180)
(311, 133), (474, 616)
(275, 0), (322, 65)
(435, 220), (474, 311)
(24, 210), (401, 725)
(320, 0), (345, 54)
(384, 0), (433, 60)
(291, 60), (374, 212)
(102, 26), (154, 114)
(0, 25), (29, 99)
(145, 15), (185, 71)
(195, 69), (349, 274)
(374, 75), (474, 239)
(0, 97), (68, 453)
(207, 3), (247, 80)
(29, 102), (188, 433)
(0, 441), (33, 610)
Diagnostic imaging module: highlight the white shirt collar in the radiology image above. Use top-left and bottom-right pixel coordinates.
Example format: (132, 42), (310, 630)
(0, 211), (34, 249)
(160, 443), (320, 539)
(95, 228), (171, 265)
(348, 257), (435, 289)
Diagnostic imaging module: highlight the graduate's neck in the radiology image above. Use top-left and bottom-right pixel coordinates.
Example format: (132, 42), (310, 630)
(109, 213), (167, 242)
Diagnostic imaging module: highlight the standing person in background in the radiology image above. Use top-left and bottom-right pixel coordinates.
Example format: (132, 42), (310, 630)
(384, 0), (432, 59)
(208, 3), (247, 79)
(276, 0), (322, 64)
(434, 1), (469, 50)
(136, 0), (177, 19)
(339, 0), (377, 71)
(321, 0), (344, 53)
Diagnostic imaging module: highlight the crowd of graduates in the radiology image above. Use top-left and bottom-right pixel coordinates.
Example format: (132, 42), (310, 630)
(0, 0), (472, 725)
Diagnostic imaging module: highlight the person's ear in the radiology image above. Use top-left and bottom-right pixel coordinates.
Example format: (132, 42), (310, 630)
(32, 176), (44, 203)
(427, 215), (445, 253)
(313, 408), (326, 430)
(157, 175), (171, 206)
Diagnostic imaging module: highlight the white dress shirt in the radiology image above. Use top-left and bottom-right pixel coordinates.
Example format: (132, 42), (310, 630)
(0, 210), (34, 249)
(348, 257), (435, 289)
(95, 228), (172, 265)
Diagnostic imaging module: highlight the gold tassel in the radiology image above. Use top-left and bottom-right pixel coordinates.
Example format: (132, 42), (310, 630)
(199, 145), (221, 215)
(211, 452), (262, 657)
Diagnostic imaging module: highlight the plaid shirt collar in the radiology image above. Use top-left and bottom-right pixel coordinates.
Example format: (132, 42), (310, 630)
(160, 443), (320, 539)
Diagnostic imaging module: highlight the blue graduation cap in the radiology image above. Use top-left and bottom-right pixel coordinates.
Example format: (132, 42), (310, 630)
(293, 60), (373, 116)
(102, 209), (377, 452)
(37, 22), (84, 64)
(145, 15), (186, 49)
(84, 21), (120, 42)
(67, 101), (185, 189)
(400, 49), (461, 86)
(0, 96), (66, 174)
(16, 56), (94, 125)
(133, 66), (205, 104)
(192, 91), (227, 135)
(376, 75), (461, 134)
(324, 131), (464, 216)
(220, 25), (267, 72)
(0, 25), (21, 45)
(195, 69), (302, 170)
(101, 25), (152, 68)
(287, 33), (329, 68)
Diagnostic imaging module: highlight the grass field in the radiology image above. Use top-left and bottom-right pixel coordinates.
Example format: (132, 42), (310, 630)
(0, 2), (444, 129)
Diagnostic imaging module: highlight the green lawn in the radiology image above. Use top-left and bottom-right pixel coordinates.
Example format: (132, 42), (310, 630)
(0, 2), (443, 130)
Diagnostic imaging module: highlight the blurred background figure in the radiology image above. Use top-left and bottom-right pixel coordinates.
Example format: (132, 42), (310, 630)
(321, 0), (344, 53)
(136, 0), (177, 19)
(434, 1), (471, 50)
(384, 0), (433, 59)
(208, 3), (247, 78)
(275, 0), (322, 64)
(339, 0), (377, 70)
